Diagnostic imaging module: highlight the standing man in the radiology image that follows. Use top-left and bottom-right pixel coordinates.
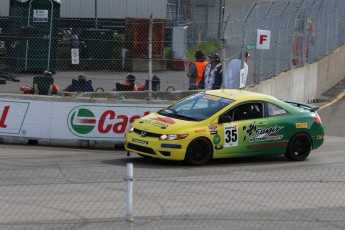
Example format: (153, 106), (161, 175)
(187, 50), (208, 90)
(224, 51), (249, 89)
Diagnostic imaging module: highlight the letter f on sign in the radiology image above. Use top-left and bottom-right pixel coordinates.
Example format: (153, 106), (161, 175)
(260, 35), (267, 44)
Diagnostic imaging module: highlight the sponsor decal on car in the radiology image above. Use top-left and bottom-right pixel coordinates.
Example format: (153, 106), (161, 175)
(243, 121), (284, 142)
(132, 138), (148, 145)
(317, 135), (323, 140)
(208, 125), (218, 135)
(151, 116), (176, 124)
(272, 110), (286, 115)
(208, 125), (217, 130)
(141, 119), (170, 129)
(203, 95), (220, 101)
(266, 135), (283, 140)
(296, 123), (308, 128)
(213, 135), (221, 145)
(195, 129), (206, 133)
(215, 145), (223, 150)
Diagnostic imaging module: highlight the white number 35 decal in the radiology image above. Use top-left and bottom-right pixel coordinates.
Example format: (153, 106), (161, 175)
(224, 125), (238, 147)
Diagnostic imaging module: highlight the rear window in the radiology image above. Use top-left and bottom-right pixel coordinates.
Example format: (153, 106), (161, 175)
(268, 103), (287, 116)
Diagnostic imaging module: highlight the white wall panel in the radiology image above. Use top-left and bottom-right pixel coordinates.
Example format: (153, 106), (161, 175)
(60, 0), (95, 18)
(59, 0), (167, 19)
(0, 0), (10, 17)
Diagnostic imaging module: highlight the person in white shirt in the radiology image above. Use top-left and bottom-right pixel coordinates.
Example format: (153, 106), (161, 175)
(224, 51), (249, 89)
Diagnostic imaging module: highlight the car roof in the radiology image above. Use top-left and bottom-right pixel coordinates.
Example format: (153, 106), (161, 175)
(204, 89), (276, 102)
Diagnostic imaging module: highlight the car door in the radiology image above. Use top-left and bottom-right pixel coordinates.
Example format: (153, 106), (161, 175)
(213, 102), (265, 158)
(249, 101), (291, 155)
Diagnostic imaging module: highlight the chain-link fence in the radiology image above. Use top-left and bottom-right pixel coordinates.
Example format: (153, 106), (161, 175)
(0, 0), (344, 95)
(224, 0), (345, 84)
(1, 162), (345, 229)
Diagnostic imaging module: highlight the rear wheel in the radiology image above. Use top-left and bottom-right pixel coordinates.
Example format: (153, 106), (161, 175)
(185, 138), (212, 166)
(285, 133), (311, 161)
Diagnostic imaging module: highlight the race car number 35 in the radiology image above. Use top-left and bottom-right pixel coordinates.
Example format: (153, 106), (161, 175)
(224, 125), (238, 147)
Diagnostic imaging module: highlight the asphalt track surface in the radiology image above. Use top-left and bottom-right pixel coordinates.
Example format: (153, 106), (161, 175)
(0, 81), (344, 230)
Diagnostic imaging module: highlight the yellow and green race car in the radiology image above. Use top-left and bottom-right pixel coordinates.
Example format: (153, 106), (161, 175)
(124, 89), (325, 166)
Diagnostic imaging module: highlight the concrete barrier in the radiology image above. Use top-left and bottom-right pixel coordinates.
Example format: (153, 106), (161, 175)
(252, 45), (345, 102)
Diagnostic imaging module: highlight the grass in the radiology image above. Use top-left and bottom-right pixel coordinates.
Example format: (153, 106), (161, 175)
(186, 40), (222, 62)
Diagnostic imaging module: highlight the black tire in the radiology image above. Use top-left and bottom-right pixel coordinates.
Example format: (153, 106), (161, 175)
(285, 133), (312, 161)
(185, 138), (212, 166)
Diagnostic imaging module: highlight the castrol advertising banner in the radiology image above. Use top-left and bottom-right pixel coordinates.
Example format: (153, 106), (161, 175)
(0, 99), (165, 141)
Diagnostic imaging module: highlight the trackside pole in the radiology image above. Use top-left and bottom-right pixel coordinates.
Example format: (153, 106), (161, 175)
(126, 163), (134, 222)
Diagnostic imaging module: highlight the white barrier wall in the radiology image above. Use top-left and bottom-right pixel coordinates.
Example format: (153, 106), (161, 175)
(0, 98), (167, 147)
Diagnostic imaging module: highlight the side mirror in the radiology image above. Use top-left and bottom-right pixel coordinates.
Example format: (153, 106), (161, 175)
(218, 115), (232, 123)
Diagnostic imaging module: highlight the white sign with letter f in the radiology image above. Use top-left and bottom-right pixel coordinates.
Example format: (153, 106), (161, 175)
(256, 29), (271, 50)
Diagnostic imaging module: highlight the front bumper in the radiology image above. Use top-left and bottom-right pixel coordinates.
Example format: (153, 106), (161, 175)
(124, 132), (187, 161)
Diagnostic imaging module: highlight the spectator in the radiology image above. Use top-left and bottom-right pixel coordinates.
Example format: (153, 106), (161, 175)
(224, 51), (249, 89)
(187, 50), (208, 90)
(199, 53), (223, 90)
(20, 70), (59, 94)
(137, 75), (161, 91)
(114, 74), (138, 91)
(151, 75), (161, 91)
(64, 73), (94, 92)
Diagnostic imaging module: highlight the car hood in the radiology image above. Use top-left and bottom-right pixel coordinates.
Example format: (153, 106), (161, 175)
(134, 112), (202, 133)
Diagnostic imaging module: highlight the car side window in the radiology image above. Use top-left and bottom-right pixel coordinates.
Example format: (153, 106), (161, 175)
(267, 103), (287, 116)
(231, 102), (263, 121)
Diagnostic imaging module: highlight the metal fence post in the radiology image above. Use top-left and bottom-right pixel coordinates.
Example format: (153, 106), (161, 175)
(126, 163), (134, 222)
(221, 14), (230, 89)
(148, 14), (153, 99)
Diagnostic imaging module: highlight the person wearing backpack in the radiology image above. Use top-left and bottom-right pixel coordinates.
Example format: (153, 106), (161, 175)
(199, 53), (223, 90)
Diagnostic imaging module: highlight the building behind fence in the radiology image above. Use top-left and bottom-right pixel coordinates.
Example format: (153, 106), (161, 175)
(0, 0), (344, 92)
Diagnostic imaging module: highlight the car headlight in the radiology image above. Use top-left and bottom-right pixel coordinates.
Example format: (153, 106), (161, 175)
(159, 134), (188, 140)
(127, 126), (134, 133)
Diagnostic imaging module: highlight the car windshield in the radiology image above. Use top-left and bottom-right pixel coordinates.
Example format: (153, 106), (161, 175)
(158, 93), (235, 121)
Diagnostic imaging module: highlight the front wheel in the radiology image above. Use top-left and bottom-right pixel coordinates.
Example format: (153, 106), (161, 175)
(185, 138), (212, 166)
(284, 133), (312, 161)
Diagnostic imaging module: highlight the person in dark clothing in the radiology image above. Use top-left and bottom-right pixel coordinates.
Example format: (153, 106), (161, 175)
(64, 74), (94, 92)
(137, 75), (161, 91)
(187, 50), (208, 90)
(114, 74), (139, 91)
(20, 70), (59, 94)
(199, 53), (223, 90)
